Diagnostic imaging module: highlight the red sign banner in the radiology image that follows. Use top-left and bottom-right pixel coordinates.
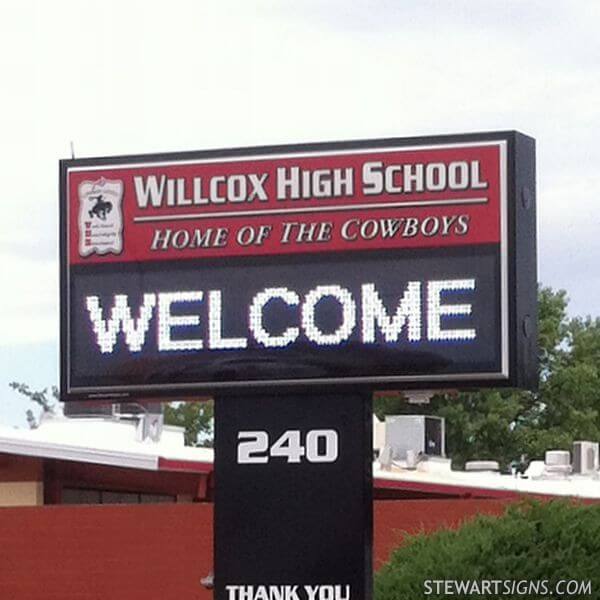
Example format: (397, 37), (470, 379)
(67, 143), (503, 266)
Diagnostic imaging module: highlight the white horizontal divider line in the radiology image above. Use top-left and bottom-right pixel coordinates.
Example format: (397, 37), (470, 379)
(133, 197), (488, 223)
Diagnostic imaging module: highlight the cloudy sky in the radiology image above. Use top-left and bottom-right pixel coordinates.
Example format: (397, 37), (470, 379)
(1, 0), (599, 425)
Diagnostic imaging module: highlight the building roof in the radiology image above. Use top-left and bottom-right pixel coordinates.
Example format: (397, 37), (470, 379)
(1, 413), (600, 500)
(374, 460), (600, 500)
(0, 413), (213, 474)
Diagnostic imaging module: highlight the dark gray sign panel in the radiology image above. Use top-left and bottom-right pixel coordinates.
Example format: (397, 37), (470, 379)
(60, 131), (537, 400)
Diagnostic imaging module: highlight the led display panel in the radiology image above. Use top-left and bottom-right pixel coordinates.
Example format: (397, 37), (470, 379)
(60, 132), (537, 400)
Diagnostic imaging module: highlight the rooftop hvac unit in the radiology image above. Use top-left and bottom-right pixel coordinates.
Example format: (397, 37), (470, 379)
(573, 441), (600, 475)
(384, 415), (445, 461)
(544, 450), (572, 477)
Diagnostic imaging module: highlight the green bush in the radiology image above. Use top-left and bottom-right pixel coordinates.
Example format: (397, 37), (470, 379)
(375, 500), (600, 599)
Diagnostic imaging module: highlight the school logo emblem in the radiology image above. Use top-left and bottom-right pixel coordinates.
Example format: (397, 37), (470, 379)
(78, 178), (124, 257)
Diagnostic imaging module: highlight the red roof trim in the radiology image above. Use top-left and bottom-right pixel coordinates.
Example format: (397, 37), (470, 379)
(158, 457), (213, 474)
(374, 476), (523, 499)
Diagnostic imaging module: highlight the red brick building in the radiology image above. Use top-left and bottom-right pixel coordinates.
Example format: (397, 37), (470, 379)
(0, 412), (596, 599)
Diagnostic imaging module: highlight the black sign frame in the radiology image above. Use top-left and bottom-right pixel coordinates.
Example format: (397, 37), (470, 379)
(59, 131), (537, 401)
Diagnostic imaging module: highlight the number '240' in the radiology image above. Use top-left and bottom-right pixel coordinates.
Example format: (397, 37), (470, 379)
(237, 429), (339, 464)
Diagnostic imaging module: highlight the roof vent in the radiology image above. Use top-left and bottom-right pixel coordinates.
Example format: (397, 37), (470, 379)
(378, 445), (393, 470)
(136, 412), (164, 443)
(465, 460), (500, 472)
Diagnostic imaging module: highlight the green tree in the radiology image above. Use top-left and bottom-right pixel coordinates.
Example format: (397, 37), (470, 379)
(163, 400), (214, 447)
(8, 382), (57, 428)
(375, 500), (600, 599)
(513, 292), (600, 462)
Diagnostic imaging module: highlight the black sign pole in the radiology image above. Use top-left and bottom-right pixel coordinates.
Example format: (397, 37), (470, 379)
(214, 393), (373, 600)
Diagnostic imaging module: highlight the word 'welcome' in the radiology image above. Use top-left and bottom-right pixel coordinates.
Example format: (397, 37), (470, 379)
(85, 280), (477, 354)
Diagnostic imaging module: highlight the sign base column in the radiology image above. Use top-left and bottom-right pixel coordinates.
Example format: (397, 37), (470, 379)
(214, 393), (373, 600)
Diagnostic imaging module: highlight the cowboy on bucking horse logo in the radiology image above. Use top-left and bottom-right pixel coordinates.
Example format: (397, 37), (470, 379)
(88, 194), (113, 221)
(78, 177), (124, 257)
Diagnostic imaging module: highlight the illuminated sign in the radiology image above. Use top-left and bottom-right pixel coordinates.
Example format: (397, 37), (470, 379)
(60, 132), (537, 400)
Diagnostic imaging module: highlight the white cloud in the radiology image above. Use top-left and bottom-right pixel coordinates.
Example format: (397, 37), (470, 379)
(537, 173), (600, 315)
